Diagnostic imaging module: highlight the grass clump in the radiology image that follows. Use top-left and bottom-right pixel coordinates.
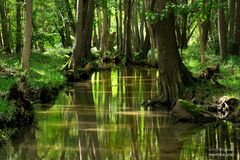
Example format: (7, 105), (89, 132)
(0, 98), (15, 122)
(26, 49), (69, 88)
(0, 48), (70, 89)
(0, 77), (16, 93)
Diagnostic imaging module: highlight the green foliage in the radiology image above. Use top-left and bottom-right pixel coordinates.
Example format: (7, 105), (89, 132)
(147, 49), (158, 64)
(219, 56), (240, 98)
(26, 49), (69, 88)
(159, 0), (224, 21)
(0, 77), (16, 92)
(0, 48), (69, 90)
(145, 11), (159, 24)
(0, 129), (16, 143)
(0, 98), (15, 122)
(183, 43), (240, 99)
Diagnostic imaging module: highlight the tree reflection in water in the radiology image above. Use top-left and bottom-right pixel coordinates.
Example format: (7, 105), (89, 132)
(1, 68), (240, 160)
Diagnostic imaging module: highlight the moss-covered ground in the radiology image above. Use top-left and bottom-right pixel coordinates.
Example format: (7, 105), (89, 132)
(0, 48), (70, 124)
(182, 43), (240, 103)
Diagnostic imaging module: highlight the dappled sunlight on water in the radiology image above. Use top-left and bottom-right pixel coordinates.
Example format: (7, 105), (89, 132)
(1, 68), (240, 160)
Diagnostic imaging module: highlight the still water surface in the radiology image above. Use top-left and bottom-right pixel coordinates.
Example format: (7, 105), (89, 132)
(1, 68), (240, 160)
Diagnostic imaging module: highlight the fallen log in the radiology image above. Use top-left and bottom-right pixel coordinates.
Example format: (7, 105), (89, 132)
(171, 99), (217, 122)
(171, 96), (240, 123)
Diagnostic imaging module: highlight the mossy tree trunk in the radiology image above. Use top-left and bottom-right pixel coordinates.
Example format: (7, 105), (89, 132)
(72, 0), (95, 71)
(155, 0), (193, 107)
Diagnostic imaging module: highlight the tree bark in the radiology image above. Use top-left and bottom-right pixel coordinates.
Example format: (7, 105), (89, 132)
(124, 0), (133, 63)
(229, 0), (235, 39)
(83, 0), (94, 57)
(21, 0), (32, 70)
(97, 6), (101, 49)
(115, 1), (119, 52)
(0, 0), (11, 54)
(155, 0), (193, 106)
(139, 1), (145, 50)
(93, 25), (99, 49)
(234, 0), (240, 54)
(218, 0), (228, 59)
(16, 0), (23, 54)
(142, 28), (150, 58)
(0, 33), (2, 48)
(119, 0), (123, 52)
(72, 0), (84, 70)
(146, 22), (156, 66)
(198, 16), (210, 63)
(72, 0), (94, 70)
(132, 0), (140, 52)
(100, 3), (109, 53)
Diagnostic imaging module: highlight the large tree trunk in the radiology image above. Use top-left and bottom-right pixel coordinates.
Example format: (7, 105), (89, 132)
(146, 0), (156, 66)
(93, 25), (99, 49)
(146, 22), (156, 66)
(115, 1), (119, 52)
(132, 0), (140, 53)
(139, 1), (145, 51)
(228, 0), (235, 39)
(228, 0), (235, 54)
(218, 0), (228, 59)
(119, 0), (123, 52)
(155, 0), (193, 107)
(72, 0), (94, 71)
(234, 0), (240, 54)
(100, 3), (109, 53)
(197, 0), (211, 63)
(21, 0), (32, 70)
(16, 0), (23, 54)
(97, 6), (101, 49)
(0, 0), (11, 54)
(83, 0), (94, 57)
(124, 0), (133, 63)
(175, 0), (188, 51)
(72, 0), (84, 70)
(198, 17), (210, 63)
(141, 28), (150, 58)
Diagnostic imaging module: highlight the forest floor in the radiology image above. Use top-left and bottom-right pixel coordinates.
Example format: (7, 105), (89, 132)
(182, 44), (240, 104)
(0, 49), (69, 131)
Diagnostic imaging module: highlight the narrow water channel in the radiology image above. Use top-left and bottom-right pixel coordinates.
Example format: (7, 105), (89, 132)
(0, 68), (240, 160)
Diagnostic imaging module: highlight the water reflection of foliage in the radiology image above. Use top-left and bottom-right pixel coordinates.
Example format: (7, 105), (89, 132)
(181, 122), (240, 160)
(4, 68), (240, 160)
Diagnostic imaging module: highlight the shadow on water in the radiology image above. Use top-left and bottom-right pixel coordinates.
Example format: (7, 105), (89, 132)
(1, 68), (240, 160)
